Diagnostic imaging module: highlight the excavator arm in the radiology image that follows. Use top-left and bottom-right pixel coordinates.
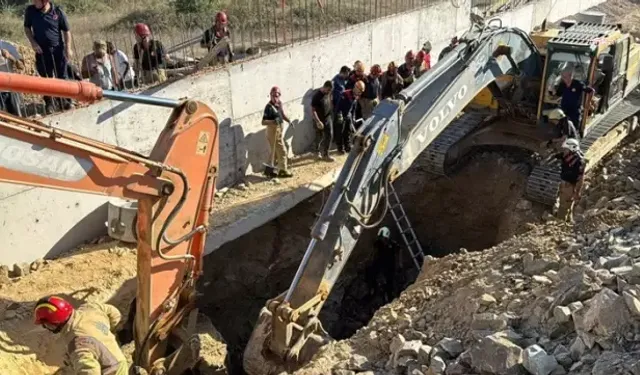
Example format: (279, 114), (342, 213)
(0, 73), (220, 374)
(244, 18), (542, 375)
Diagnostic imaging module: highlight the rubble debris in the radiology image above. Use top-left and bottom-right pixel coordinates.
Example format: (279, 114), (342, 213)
(522, 345), (559, 375)
(468, 334), (524, 374)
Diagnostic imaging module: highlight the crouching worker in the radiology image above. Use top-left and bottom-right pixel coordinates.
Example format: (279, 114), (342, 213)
(555, 138), (586, 223)
(545, 108), (579, 152)
(262, 86), (293, 178)
(34, 296), (128, 375)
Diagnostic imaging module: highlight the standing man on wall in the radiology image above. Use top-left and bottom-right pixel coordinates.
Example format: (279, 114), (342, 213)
(133, 23), (170, 85)
(33, 296), (128, 375)
(80, 40), (117, 90)
(107, 41), (135, 90)
(555, 138), (586, 223)
(0, 40), (25, 116)
(381, 62), (404, 100)
(332, 65), (351, 108)
(335, 80), (365, 154)
(398, 50), (416, 88)
(311, 80), (335, 162)
(346, 61), (366, 90)
(421, 41), (432, 71)
(24, 0), (73, 114)
(200, 11), (234, 64)
(262, 86), (294, 178)
(359, 64), (382, 120)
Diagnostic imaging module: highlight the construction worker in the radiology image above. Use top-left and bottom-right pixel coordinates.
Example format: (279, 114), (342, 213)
(332, 65), (351, 107)
(545, 108), (579, 151)
(335, 80), (365, 154)
(398, 50), (416, 88)
(33, 296), (128, 375)
(346, 61), (366, 90)
(262, 86), (293, 178)
(421, 41), (432, 71)
(359, 64), (382, 120)
(311, 80), (334, 162)
(555, 138), (586, 223)
(554, 66), (594, 130)
(380, 62), (404, 100)
(200, 11), (234, 64)
(132, 23), (170, 85)
(366, 227), (399, 303)
(415, 50), (428, 78)
(80, 40), (117, 90)
(438, 36), (459, 61)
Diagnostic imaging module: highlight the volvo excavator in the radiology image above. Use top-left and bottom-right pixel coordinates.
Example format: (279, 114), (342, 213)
(0, 73), (226, 374)
(243, 15), (640, 375)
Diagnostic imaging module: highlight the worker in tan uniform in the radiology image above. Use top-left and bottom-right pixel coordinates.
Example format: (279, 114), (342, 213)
(262, 86), (293, 178)
(34, 295), (128, 375)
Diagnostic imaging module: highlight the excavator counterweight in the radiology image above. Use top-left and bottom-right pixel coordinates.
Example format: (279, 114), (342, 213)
(0, 72), (223, 374)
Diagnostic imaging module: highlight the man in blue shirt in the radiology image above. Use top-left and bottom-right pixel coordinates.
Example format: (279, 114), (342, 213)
(554, 67), (593, 131)
(24, 0), (74, 114)
(332, 66), (350, 107)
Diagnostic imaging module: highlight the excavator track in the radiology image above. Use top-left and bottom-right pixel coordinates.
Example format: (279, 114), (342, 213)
(423, 112), (487, 175)
(526, 91), (640, 206)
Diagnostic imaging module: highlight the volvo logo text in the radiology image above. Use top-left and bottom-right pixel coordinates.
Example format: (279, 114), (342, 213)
(416, 84), (468, 144)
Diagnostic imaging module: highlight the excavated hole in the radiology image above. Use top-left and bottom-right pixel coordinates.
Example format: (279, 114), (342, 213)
(196, 148), (546, 374)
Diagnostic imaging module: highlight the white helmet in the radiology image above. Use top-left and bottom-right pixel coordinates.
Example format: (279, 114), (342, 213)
(561, 138), (580, 152)
(547, 108), (566, 121)
(377, 226), (391, 239)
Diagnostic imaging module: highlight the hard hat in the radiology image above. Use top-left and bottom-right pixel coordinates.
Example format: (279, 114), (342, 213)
(561, 138), (580, 152)
(216, 11), (228, 25)
(370, 64), (382, 77)
(547, 108), (566, 121)
(34, 296), (74, 326)
(354, 61), (366, 73)
(354, 80), (366, 94)
(270, 86), (281, 96)
(416, 50), (426, 62)
(422, 41), (432, 53)
(134, 23), (151, 37)
(405, 50), (416, 60)
(378, 226), (391, 239)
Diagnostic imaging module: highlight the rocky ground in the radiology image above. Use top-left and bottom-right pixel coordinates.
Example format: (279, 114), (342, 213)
(294, 134), (640, 375)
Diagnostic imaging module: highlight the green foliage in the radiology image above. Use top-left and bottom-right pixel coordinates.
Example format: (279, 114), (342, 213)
(171, 0), (220, 15)
(56, 0), (111, 13)
(0, 12), (23, 40)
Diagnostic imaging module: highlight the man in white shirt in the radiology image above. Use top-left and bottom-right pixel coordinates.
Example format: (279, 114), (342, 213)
(80, 40), (116, 90)
(0, 40), (25, 116)
(107, 41), (135, 90)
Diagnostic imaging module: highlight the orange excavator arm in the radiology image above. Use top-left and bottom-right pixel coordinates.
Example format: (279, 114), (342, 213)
(0, 72), (219, 372)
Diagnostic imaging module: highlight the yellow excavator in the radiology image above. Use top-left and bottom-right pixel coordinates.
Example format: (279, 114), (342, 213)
(243, 16), (640, 375)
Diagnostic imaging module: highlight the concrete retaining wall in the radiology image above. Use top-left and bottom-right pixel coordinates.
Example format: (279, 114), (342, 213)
(0, 0), (604, 265)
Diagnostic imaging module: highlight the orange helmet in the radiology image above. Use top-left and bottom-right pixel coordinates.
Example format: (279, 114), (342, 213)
(34, 296), (74, 331)
(354, 80), (366, 94)
(134, 23), (151, 37)
(216, 11), (228, 25)
(370, 64), (382, 77)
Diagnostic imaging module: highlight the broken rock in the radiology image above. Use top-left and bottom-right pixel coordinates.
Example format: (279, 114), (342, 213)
(552, 345), (573, 368)
(428, 356), (446, 374)
(470, 313), (508, 332)
(552, 306), (572, 323)
(523, 345), (559, 375)
(573, 288), (632, 345)
(435, 338), (463, 358)
(623, 290), (640, 317)
(468, 334), (524, 375)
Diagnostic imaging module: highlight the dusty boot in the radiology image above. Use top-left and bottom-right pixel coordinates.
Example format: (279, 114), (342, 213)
(278, 169), (294, 178)
(322, 154), (335, 162)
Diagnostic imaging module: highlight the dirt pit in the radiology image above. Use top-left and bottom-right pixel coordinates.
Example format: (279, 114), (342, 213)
(0, 149), (545, 375)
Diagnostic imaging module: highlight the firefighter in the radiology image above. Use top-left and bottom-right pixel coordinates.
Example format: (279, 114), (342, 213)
(381, 62), (404, 100)
(359, 64), (382, 120)
(366, 226), (399, 303)
(415, 50), (428, 78)
(335, 80), (365, 154)
(554, 66), (594, 130)
(262, 86), (293, 178)
(200, 11), (234, 64)
(398, 50), (416, 88)
(132, 23), (170, 85)
(33, 296), (128, 375)
(421, 41), (432, 71)
(545, 108), (579, 151)
(346, 60), (366, 89)
(555, 138), (586, 223)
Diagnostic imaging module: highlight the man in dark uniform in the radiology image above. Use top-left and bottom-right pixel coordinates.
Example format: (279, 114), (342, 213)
(24, 0), (73, 114)
(200, 11), (234, 64)
(359, 64), (382, 120)
(311, 80), (334, 162)
(554, 67), (594, 130)
(545, 108), (579, 151)
(366, 227), (399, 303)
(381, 62), (404, 100)
(335, 80), (365, 154)
(346, 61), (366, 90)
(398, 50), (416, 88)
(555, 138), (586, 223)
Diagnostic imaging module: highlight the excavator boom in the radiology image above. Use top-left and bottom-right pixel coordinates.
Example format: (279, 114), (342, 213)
(244, 18), (543, 375)
(0, 72), (220, 373)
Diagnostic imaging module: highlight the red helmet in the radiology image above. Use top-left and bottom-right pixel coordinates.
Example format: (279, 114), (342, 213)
(134, 23), (151, 37)
(34, 296), (74, 326)
(370, 64), (382, 77)
(416, 50), (426, 63)
(216, 11), (228, 25)
(405, 50), (416, 60)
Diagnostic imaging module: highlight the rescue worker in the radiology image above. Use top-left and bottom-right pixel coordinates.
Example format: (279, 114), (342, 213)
(380, 62), (404, 100)
(421, 41), (432, 71)
(554, 66), (594, 130)
(359, 64), (382, 120)
(332, 65), (351, 107)
(262, 86), (293, 178)
(311, 80), (334, 162)
(545, 108), (579, 151)
(346, 61), (366, 90)
(132, 23), (170, 85)
(80, 40), (117, 90)
(398, 50), (416, 88)
(438, 36), (459, 61)
(414, 50), (427, 78)
(200, 11), (234, 64)
(33, 296), (127, 375)
(335, 80), (365, 154)
(554, 138), (586, 223)
(366, 227), (399, 303)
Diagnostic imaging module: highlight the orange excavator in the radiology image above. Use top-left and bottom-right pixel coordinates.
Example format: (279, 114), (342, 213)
(0, 72), (222, 374)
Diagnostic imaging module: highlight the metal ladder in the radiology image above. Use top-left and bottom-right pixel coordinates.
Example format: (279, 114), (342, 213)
(387, 183), (425, 270)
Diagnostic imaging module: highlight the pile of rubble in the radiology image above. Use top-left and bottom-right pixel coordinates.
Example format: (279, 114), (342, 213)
(295, 136), (640, 375)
